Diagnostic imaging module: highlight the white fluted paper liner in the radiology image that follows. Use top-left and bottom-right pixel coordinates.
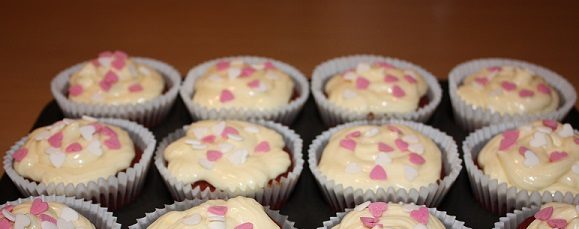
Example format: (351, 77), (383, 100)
(318, 202), (469, 229)
(311, 55), (442, 126)
(448, 58), (577, 131)
(308, 119), (462, 211)
(492, 199), (578, 229)
(154, 119), (304, 209)
(128, 198), (296, 229)
(0, 195), (121, 229)
(51, 57), (182, 126)
(3, 118), (157, 209)
(463, 121), (579, 215)
(180, 56), (309, 125)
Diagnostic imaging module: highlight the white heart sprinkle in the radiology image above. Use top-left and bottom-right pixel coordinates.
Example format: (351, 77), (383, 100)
(402, 135), (419, 143)
(182, 213), (201, 225)
(530, 132), (548, 147)
(98, 57), (113, 67)
(376, 153), (392, 165)
(404, 166), (418, 181)
(364, 127), (379, 137)
(523, 150), (540, 167)
(244, 126), (260, 134)
(252, 63), (265, 70)
(227, 68), (241, 80)
(192, 127), (208, 140)
(219, 143), (234, 153)
(49, 151), (66, 168)
(265, 71), (280, 80)
(35, 130), (51, 141)
(207, 212), (225, 221)
(14, 214), (30, 229)
(345, 162), (361, 174)
(342, 89), (357, 99)
(45, 147), (61, 155)
(209, 74), (222, 82)
(572, 163), (579, 174)
(81, 116), (97, 122)
(138, 66), (151, 76)
(354, 201), (371, 211)
(87, 141), (103, 156)
(212, 122), (226, 136)
(343, 72), (357, 81)
(408, 143), (424, 155)
(356, 63), (371, 74)
(56, 219), (73, 229)
(79, 125), (96, 141)
(414, 224), (427, 229)
(185, 140), (206, 150)
(208, 221), (226, 229)
(557, 124), (574, 138)
(403, 204), (420, 212)
(2, 209), (15, 221)
(41, 221), (57, 229)
(60, 207), (79, 222)
(198, 158), (214, 170)
(227, 134), (243, 141)
(536, 126), (553, 134)
(228, 149), (248, 165)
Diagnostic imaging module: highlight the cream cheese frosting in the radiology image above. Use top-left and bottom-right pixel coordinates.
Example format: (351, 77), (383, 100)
(324, 62), (428, 114)
(147, 196), (279, 229)
(331, 202), (444, 229)
(457, 65), (559, 115)
(164, 120), (291, 193)
(192, 59), (294, 110)
(527, 202), (578, 229)
(478, 120), (579, 193)
(317, 124), (442, 191)
(68, 50), (164, 105)
(13, 117), (136, 185)
(0, 198), (95, 229)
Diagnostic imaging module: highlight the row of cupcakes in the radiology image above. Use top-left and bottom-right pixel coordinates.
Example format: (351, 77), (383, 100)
(50, 51), (576, 130)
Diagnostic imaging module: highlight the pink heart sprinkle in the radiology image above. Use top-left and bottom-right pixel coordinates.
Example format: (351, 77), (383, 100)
(537, 83), (552, 94)
(347, 131), (361, 138)
(240, 66), (256, 77)
(488, 66), (502, 72)
(30, 198), (49, 215)
(234, 223), (254, 229)
(98, 51), (113, 58)
(208, 206), (228, 216)
(519, 89), (535, 98)
(368, 202), (388, 218)
(395, 138), (409, 151)
(356, 77), (370, 90)
(543, 119), (558, 130)
(387, 125), (402, 134)
(549, 151), (568, 163)
(13, 148), (28, 162)
(501, 81), (517, 91)
(518, 146), (528, 156)
(39, 213), (57, 224)
(255, 141), (271, 153)
(91, 59), (101, 67)
(339, 138), (356, 151)
(48, 131), (64, 148)
(360, 217), (381, 228)
(474, 77), (489, 85)
(100, 71), (119, 91)
(113, 50), (128, 60)
(410, 207), (429, 225)
(404, 75), (417, 84)
(575, 137), (579, 145)
(0, 219), (11, 229)
(99, 126), (118, 138)
(378, 142), (394, 152)
(69, 84), (84, 96)
(264, 61), (276, 70)
(499, 130), (519, 151)
(409, 153), (426, 165)
(369, 165), (387, 180)
(104, 137), (121, 150)
(221, 126), (239, 138)
(206, 150), (223, 161)
(392, 85), (406, 98)
(534, 206), (553, 221)
(216, 60), (230, 71)
(220, 89), (235, 103)
(247, 79), (260, 88)
(65, 143), (83, 153)
(128, 83), (144, 92)
(384, 74), (399, 83)
(375, 61), (394, 69)
(111, 57), (126, 70)
(201, 135), (216, 144)
(547, 219), (568, 228)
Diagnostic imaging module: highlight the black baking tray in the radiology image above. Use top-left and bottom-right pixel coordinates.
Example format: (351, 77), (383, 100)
(1, 81), (577, 229)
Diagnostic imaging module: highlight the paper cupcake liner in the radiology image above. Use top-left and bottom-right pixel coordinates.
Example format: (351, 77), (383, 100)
(311, 55), (442, 127)
(492, 199), (577, 229)
(3, 118), (157, 209)
(51, 57), (182, 127)
(308, 119), (462, 211)
(448, 58), (577, 131)
(128, 198), (296, 229)
(180, 56), (310, 125)
(0, 195), (121, 229)
(318, 202), (469, 229)
(463, 121), (579, 215)
(154, 119), (304, 209)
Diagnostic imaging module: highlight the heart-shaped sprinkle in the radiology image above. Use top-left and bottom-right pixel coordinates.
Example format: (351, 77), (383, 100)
(198, 158), (214, 169)
(68, 85), (84, 97)
(2, 209), (14, 221)
(547, 219), (567, 228)
(530, 132), (548, 148)
(368, 202), (388, 218)
(216, 61), (230, 71)
(347, 131), (362, 138)
(488, 66), (502, 72)
(49, 152), (66, 168)
(523, 150), (539, 167)
(104, 137), (121, 150)
(537, 83), (552, 94)
(343, 72), (357, 81)
(182, 213), (201, 225)
(409, 153), (425, 165)
(402, 135), (419, 143)
(111, 57), (125, 70)
(534, 206), (553, 221)
(501, 81), (517, 91)
(364, 127), (379, 137)
(65, 143), (82, 153)
(13, 148), (28, 162)
(359, 217), (381, 228)
(392, 85), (406, 98)
(339, 139), (356, 151)
(557, 124), (574, 138)
(518, 146), (529, 156)
(378, 142), (394, 152)
(14, 214), (30, 229)
(79, 125), (96, 141)
(408, 143), (425, 155)
(221, 126), (240, 139)
(404, 166), (418, 181)
(395, 138), (409, 151)
(255, 141), (271, 153)
(35, 130), (51, 141)
(404, 75), (417, 84)
(30, 198), (49, 215)
(240, 66), (255, 77)
(354, 201), (371, 211)
(39, 214), (56, 224)
(235, 223), (254, 229)
(60, 207), (78, 222)
(369, 165), (387, 180)
(48, 132), (63, 148)
(0, 219), (11, 229)
(228, 68), (241, 79)
(113, 50), (128, 60)
(87, 141), (102, 156)
(208, 206), (228, 216)
(219, 89), (235, 103)
(388, 125), (403, 134)
(206, 150), (223, 161)
(543, 119), (558, 130)
(228, 149), (249, 165)
(201, 135), (216, 144)
(211, 122), (226, 136)
(519, 89), (534, 98)
(100, 71), (119, 91)
(99, 126), (118, 138)
(384, 75), (399, 83)
(128, 83), (143, 92)
(375, 153), (392, 165)
(474, 77), (489, 85)
(410, 207), (429, 225)
(247, 79), (260, 88)
(264, 61), (275, 70)
(356, 77), (370, 90)
(499, 130), (519, 151)
(549, 151), (568, 163)
(356, 63), (371, 73)
(345, 162), (361, 174)
(192, 127), (208, 139)
(575, 137), (579, 145)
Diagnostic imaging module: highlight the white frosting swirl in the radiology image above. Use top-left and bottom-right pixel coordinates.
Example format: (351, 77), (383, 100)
(0, 198), (95, 229)
(331, 202), (444, 229)
(527, 203), (578, 229)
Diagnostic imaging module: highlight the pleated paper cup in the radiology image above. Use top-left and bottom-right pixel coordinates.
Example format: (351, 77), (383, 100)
(492, 199), (577, 229)
(318, 202), (469, 229)
(154, 119), (304, 209)
(180, 56), (309, 125)
(463, 122), (579, 215)
(51, 57), (182, 127)
(311, 55), (442, 127)
(308, 119), (462, 211)
(449, 58), (576, 131)
(129, 198), (296, 229)
(3, 118), (156, 209)
(0, 195), (120, 229)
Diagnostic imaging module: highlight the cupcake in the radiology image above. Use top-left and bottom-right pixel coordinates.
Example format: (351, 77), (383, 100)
(180, 56), (309, 124)
(463, 120), (578, 215)
(449, 58), (576, 130)
(51, 50), (181, 126)
(309, 120), (462, 210)
(0, 196), (120, 229)
(319, 201), (468, 229)
(130, 196), (296, 229)
(155, 120), (303, 209)
(3, 117), (156, 209)
(493, 202), (578, 229)
(311, 55), (442, 126)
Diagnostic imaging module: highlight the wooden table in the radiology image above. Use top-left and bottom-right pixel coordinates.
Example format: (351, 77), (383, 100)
(1, 1), (578, 175)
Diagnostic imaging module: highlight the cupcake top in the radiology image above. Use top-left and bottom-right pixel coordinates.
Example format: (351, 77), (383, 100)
(478, 120), (578, 193)
(317, 124), (442, 191)
(527, 202), (578, 228)
(67, 50), (164, 105)
(164, 120), (291, 192)
(13, 117), (136, 185)
(331, 202), (444, 229)
(0, 198), (94, 229)
(147, 196), (279, 229)
(324, 62), (428, 114)
(192, 59), (294, 110)
(457, 65), (559, 115)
